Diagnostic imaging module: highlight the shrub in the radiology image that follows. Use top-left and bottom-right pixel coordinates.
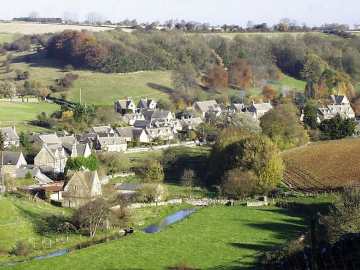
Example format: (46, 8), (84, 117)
(11, 241), (32, 256)
(138, 159), (164, 183)
(221, 169), (257, 199)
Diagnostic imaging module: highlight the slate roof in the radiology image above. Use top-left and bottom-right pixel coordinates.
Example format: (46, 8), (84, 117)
(97, 137), (126, 146)
(194, 100), (220, 113)
(0, 151), (23, 165)
(151, 110), (172, 120)
(331, 95), (350, 105)
(37, 134), (61, 145)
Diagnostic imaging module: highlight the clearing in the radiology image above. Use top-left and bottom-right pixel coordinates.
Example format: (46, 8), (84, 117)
(4, 205), (306, 270)
(282, 138), (360, 190)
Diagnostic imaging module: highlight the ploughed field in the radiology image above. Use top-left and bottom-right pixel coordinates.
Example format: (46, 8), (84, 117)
(282, 138), (360, 190)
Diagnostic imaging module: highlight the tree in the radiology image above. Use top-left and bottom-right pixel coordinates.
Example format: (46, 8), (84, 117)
(221, 169), (257, 199)
(207, 132), (284, 192)
(260, 103), (309, 150)
(72, 199), (110, 238)
(65, 155), (99, 173)
(0, 81), (16, 98)
(319, 114), (356, 140)
(321, 186), (360, 243)
(303, 100), (319, 129)
(205, 65), (228, 91)
(139, 160), (165, 183)
(262, 85), (277, 101)
(172, 62), (198, 93)
(212, 112), (262, 134)
(228, 58), (253, 90)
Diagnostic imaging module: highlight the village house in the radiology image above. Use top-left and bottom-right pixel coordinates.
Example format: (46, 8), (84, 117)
(137, 98), (157, 111)
(176, 112), (203, 131)
(246, 101), (273, 120)
(317, 95), (355, 121)
(95, 136), (127, 152)
(62, 170), (102, 208)
(122, 113), (145, 126)
(114, 98), (137, 114)
(146, 126), (175, 141)
(34, 144), (68, 174)
(115, 127), (151, 143)
(34, 133), (62, 145)
(0, 127), (20, 148)
(231, 103), (246, 113)
(90, 126), (116, 137)
(193, 100), (222, 118)
(0, 151), (27, 178)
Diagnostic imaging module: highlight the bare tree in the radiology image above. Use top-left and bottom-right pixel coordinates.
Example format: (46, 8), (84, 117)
(72, 199), (110, 238)
(63, 12), (78, 24)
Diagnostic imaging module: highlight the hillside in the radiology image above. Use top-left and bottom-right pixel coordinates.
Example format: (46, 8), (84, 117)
(3, 205), (305, 270)
(282, 138), (360, 190)
(0, 195), (71, 253)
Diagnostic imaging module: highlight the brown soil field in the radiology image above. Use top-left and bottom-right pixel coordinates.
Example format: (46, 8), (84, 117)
(282, 138), (360, 190)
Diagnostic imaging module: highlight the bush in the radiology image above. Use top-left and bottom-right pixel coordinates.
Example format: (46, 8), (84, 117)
(50, 73), (79, 92)
(138, 159), (164, 183)
(136, 184), (166, 203)
(11, 241), (32, 256)
(97, 152), (130, 175)
(319, 114), (356, 140)
(221, 169), (257, 199)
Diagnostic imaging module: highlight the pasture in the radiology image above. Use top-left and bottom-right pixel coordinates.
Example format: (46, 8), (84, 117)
(4, 205), (306, 270)
(0, 33), (20, 44)
(0, 101), (59, 132)
(0, 22), (114, 35)
(282, 138), (360, 190)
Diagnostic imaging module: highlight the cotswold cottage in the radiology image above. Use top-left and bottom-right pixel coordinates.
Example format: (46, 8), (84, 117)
(62, 171), (102, 208)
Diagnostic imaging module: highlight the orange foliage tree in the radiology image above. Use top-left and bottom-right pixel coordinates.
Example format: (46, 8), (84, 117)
(228, 58), (253, 90)
(262, 85), (277, 101)
(205, 65), (228, 91)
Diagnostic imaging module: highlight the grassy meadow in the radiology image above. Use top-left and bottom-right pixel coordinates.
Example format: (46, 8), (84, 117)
(0, 101), (59, 133)
(283, 138), (360, 190)
(4, 205), (306, 270)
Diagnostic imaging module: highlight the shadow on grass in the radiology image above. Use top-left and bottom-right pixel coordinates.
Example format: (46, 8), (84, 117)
(11, 51), (66, 70)
(13, 203), (69, 236)
(147, 82), (174, 95)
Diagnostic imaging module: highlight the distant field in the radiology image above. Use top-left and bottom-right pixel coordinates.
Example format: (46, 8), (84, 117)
(283, 138), (360, 190)
(5, 205), (305, 270)
(0, 22), (114, 35)
(195, 31), (328, 39)
(0, 33), (20, 44)
(0, 101), (59, 132)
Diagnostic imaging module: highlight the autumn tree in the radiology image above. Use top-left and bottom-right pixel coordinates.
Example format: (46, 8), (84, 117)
(205, 65), (228, 91)
(228, 58), (253, 90)
(262, 85), (277, 101)
(260, 103), (309, 150)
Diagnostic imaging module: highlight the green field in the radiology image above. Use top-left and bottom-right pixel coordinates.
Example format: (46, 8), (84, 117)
(68, 70), (172, 105)
(0, 195), (72, 253)
(5, 205), (306, 270)
(0, 101), (59, 132)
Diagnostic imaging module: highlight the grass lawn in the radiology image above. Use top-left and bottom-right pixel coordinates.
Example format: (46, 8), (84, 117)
(0, 101), (59, 133)
(5, 205), (306, 270)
